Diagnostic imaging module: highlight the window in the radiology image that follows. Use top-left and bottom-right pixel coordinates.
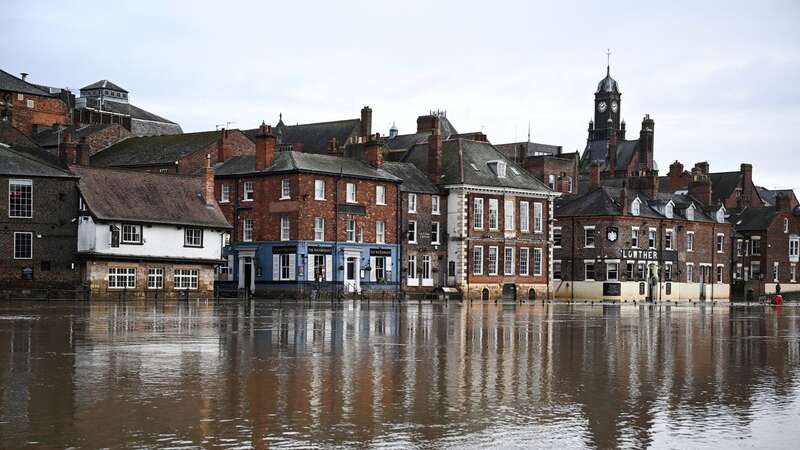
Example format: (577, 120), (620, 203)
(631, 227), (639, 248)
(242, 218), (253, 242)
(520, 248), (529, 276)
(311, 254), (326, 281)
(585, 263), (595, 280)
(520, 201), (530, 232)
(716, 209), (725, 224)
(488, 247), (499, 275)
(533, 248), (542, 276)
(408, 255), (417, 278)
(716, 234), (724, 253)
(346, 219), (356, 242)
(431, 222), (440, 245)
(376, 185), (386, 205)
(108, 267), (136, 289)
(718, 265), (725, 284)
(488, 199), (499, 230)
(184, 228), (203, 247)
(314, 217), (325, 241)
(9, 179), (33, 218)
(607, 262), (619, 281)
(432, 196), (440, 215)
(13, 232), (32, 259)
(790, 237), (799, 259)
(648, 229), (656, 249)
(374, 256), (386, 282)
(148, 268), (164, 289)
(315, 179), (325, 200)
(687, 232), (694, 252)
(408, 193), (417, 213)
(422, 255), (432, 279)
(584, 226), (595, 248)
(122, 224), (142, 244)
(751, 261), (761, 278)
(751, 238), (761, 255)
(26, 99), (34, 108)
(548, 174), (556, 189)
(448, 261), (456, 277)
(280, 179), (291, 199)
(474, 198), (484, 229)
(687, 264), (694, 282)
(791, 264), (797, 282)
(785, 218), (790, 234)
(346, 183), (357, 203)
(496, 161), (507, 178)
(174, 268), (199, 290)
(553, 260), (562, 279)
(407, 220), (417, 243)
(280, 216), (290, 241)
(533, 202), (543, 233)
(279, 254), (292, 280)
(473, 246), (484, 275)
(504, 200), (515, 231)
(736, 239), (743, 256)
(631, 198), (641, 216)
(220, 184), (230, 203)
(554, 227), (562, 248)
(243, 181), (254, 201)
(567, 176), (574, 193)
(665, 203), (674, 219)
(504, 247), (514, 275)
(664, 263), (672, 281)
(771, 262), (780, 282)
(376, 220), (385, 244)
(625, 262), (634, 280)
(665, 230), (674, 250)
(636, 263), (645, 280)
(686, 206), (695, 221)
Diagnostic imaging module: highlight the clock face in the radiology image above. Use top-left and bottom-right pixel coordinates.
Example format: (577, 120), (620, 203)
(597, 101), (607, 113)
(611, 101), (618, 112)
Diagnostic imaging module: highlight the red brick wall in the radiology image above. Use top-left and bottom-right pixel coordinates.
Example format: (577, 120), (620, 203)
(83, 124), (132, 155)
(1, 90), (69, 135)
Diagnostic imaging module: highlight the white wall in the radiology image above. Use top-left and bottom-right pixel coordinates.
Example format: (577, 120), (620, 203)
(78, 217), (224, 261)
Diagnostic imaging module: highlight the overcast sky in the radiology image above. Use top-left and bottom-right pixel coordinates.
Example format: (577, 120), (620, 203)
(4, 0), (798, 192)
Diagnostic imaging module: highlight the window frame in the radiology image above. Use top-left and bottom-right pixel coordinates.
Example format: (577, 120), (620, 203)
(147, 268), (164, 290)
(242, 218), (253, 242)
(346, 183), (357, 203)
(376, 220), (385, 244)
(376, 185), (386, 205)
(504, 246), (515, 276)
(533, 202), (543, 233)
(314, 217), (325, 242)
(408, 193), (417, 213)
(519, 247), (530, 276)
(243, 181), (254, 201)
(431, 196), (440, 215)
(108, 267), (136, 289)
(474, 197), (484, 230)
(280, 179), (291, 199)
(716, 233), (725, 253)
(8, 179), (33, 218)
(487, 246), (499, 275)
(346, 219), (356, 242)
(584, 226), (596, 248)
(184, 228), (203, 248)
(533, 248), (543, 276)
(220, 183), (230, 203)
(504, 199), (515, 231)
(174, 268), (199, 290)
(407, 220), (417, 244)
(520, 201), (529, 232)
(584, 262), (595, 281)
(687, 231), (695, 252)
(431, 221), (440, 245)
(607, 262), (619, 281)
(488, 199), (499, 230)
(280, 216), (290, 241)
(121, 224), (143, 244)
(473, 245), (484, 275)
(631, 227), (640, 248)
(13, 231), (33, 259)
(314, 179), (326, 200)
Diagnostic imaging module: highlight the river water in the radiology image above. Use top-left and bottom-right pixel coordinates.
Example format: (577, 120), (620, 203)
(1, 301), (799, 449)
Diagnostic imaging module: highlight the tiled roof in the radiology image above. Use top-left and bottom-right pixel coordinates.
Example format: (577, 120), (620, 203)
(215, 151), (400, 182)
(382, 162), (439, 194)
(91, 130), (217, 167)
(729, 207), (778, 231)
(244, 118), (361, 154)
(0, 122), (40, 149)
(0, 143), (74, 178)
(71, 165), (230, 228)
(495, 141), (562, 161)
(580, 138), (640, 172)
(556, 186), (717, 222)
(708, 172), (741, 203)
(0, 69), (50, 96)
(33, 124), (117, 148)
(80, 80), (128, 93)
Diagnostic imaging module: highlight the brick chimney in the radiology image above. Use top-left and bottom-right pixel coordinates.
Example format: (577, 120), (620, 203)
(417, 114), (441, 133)
(59, 131), (77, 166)
(76, 137), (90, 166)
(203, 154), (215, 205)
(775, 192), (792, 212)
(668, 160), (686, 190)
(639, 114), (655, 171)
(688, 170), (712, 205)
(217, 128), (232, 162)
(608, 117), (617, 176)
(427, 125), (443, 183)
(254, 122), (276, 171)
(740, 163), (754, 205)
(694, 161), (709, 176)
(589, 162), (601, 190)
(328, 137), (341, 156)
(365, 134), (384, 168)
(360, 106), (372, 139)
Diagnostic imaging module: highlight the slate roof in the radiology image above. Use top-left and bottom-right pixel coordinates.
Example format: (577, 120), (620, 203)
(756, 187), (796, 207)
(80, 80), (128, 93)
(382, 162), (439, 194)
(402, 138), (552, 193)
(0, 143), (74, 178)
(0, 69), (50, 96)
(71, 165), (230, 228)
(0, 122), (40, 149)
(244, 118), (361, 154)
(383, 116), (460, 152)
(708, 172), (741, 204)
(33, 124), (117, 148)
(580, 138), (641, 172)
(729, 207), (778, 231)
(495, 141), (563, 162)
(215, 151), (400, 182)
(596, 67), (620, 94)
(91, 130), (218, 167)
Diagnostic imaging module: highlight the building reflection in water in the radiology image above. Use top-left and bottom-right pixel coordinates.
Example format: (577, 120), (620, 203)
(0, 301), (799, 448)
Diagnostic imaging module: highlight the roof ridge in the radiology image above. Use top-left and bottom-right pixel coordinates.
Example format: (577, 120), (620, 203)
(278, 117), (360, 128)
(4, 146), (72, 174)
(73, 164), (203, 180)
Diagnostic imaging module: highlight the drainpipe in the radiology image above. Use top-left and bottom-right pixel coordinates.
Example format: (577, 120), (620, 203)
(711, 221), (716, 300)
(397, 185), (402, 300)
(571, 217), (575, 301)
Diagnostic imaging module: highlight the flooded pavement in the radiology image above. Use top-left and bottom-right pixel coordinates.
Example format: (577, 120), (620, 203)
(1, 301), (799, 449)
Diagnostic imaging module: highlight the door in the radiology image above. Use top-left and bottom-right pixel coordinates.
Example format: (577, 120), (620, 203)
(243, 257), (253, 293)
(344, 256), (360, 293)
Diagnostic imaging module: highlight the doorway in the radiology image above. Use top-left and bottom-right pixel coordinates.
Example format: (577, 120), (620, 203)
(344, 254), (360, 293)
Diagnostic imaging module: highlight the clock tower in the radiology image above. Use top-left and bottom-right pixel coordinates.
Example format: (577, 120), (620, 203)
(589, 65), (622, 141)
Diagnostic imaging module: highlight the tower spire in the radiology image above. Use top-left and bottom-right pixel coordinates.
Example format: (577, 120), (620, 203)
(606, 48), (611, 75)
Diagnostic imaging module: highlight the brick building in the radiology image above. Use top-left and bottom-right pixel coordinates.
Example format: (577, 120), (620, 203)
(71, 163), (230, 297)
(0, 142), (80, 288)
(215, 125), (401, 295)
(554, 172), (732, 301)
(399, 125), (558, 301)
(662, 161), (763, 210)
(0, 69), (70, 135)
(728, 191), (800, 296)
(33, 123), (131, 157)
(90, 128), (254, 175)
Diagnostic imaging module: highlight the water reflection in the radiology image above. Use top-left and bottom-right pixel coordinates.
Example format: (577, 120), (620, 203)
(1, 301), (799, 449)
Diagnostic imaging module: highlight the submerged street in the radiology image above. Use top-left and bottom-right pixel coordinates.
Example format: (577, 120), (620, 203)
(1, 301), (799, 449)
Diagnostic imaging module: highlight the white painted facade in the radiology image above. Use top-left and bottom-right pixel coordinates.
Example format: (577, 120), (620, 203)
(77, 216), (225, 262)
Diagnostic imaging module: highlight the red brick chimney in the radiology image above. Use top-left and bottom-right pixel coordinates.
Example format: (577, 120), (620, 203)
(740, 163), (754, 205)
(608, 117), (617, 176)
(668, 160), (685, 190)
(590, 162), (601, 190)
(417, 114), (441, 133)
(427, 125), (443, 183)
(360, 106), (372, 140)
(639, 114), (655, 171)
(217, 128), (232, 162)
(76, 137), (90, 166)
(775, 192), (792, 212)
(59, 131), (77, 166)
(328, 137), (341, 156)
(688, 170), (712, 205)
(365, 134), (384, 168)
(694, 161), (709, 176)
(203, 154), (215, 205)
(255, 122), (276, 171)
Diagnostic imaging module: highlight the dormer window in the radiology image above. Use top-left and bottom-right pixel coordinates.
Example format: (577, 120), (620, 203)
(495, 161), (507, 178)
(665, 202), (674, 219)
(631, 198), (641, 216)
(686, 204), (695, 221)
(716, 208), (725, 224)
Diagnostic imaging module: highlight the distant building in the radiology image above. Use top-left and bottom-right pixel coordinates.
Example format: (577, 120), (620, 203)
(72, 163), (230, 297)
(33, 123), (131, 157)
(0, 69), (70, 135)
(74, 80), (182, 136)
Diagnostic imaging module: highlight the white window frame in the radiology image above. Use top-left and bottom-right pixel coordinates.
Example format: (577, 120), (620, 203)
(496, 161), (507, 178)
(519, 247), (529, 276)
(432, 196), (440, 215)
(243, 181), (254, 201)
(791, 263), (797, 282)
(790, 237), (800, 259)
(121, 224), (142, 244)
(533, 248), (542, 276)
(242, 218), (253, 242)
(504, 247), (515, 275)
(408, 255), (417, 279)
(220, 183), (230, 203)
(717, 264), (725, 284)
(422, 255), (432, 280)
(314, 179), (325, 200)
(648, 228), (657, 249)
(280, 179), (291, 199)
(279, 254), (292, 281)
(584, 225), (596, 248)
(108, 267), (136, 289)
(784, 218), (789, 234)
(533, 202), (543, 233)
(280, 216), (290, 241)
(314, 217), (325, 241)
(686, 263), (694, 283)
(553, 226), (562, 248)
(184, 228), (203, 247)
(376, 220), (385, 244)
(607, 262), (619, 281)
(773, 262), (780, 282)
(488, 199), (499, 230)
(431, 221), (440, 245)
(346, 183), (357, 203)
(474, 198), (484, 230)
(751, 236), (761, 256)
(716, 233), (724, 253)
(553, 259), (562, 280)
(631, 227), (640, 248)
(13, 231), (33, 259)
(504, 199), (515, 231)
(473, 246), (484, 275)
(408, 193), (417, 213)
(687, 231), (695, 252)
(584, 262), (595, 281)
(147, 268), (163, 289)
(407, 220), (417, 243)
(665, 229), (674, 250)
(631, 198), (641, 216)
(346, 219), (356, 242)
(488, 246), (499, 275)
(520, 201), (529, 232)
(376, 185), (386, 205)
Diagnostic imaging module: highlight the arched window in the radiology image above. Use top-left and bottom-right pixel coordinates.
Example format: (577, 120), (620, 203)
(716, 208), (725, 223)
(481, 288), (490, 301)
(686, 205), (695, 221)
(528, 288), (537, 301)
(631, 198), (641, 216)
(665, 202), (674, 219)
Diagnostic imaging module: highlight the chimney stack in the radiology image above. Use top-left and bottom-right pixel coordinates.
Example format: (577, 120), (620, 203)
(59, 131), (77, 166)
(365, 134), (384, 168)
(688, 171), (712, 206)
(775, 192), (792, 212)
(328, 137), (341, 156)
(639, 114), (655, 170)
(76, 137), (90, 166)
(427, 125), (443, 183)
(694, 161), (709, 176)
(254, 122), (276, 171)
(740, 163), (754, 206)
(360, 106), (372, 139)
(20, 73), (28, 82)
(217, 128), (232, 162)
(590, 162), (601, 189)
(203, 154), (215, 205)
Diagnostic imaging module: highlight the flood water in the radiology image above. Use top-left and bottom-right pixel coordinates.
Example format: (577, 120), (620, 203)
(1, 301), (799, 449)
